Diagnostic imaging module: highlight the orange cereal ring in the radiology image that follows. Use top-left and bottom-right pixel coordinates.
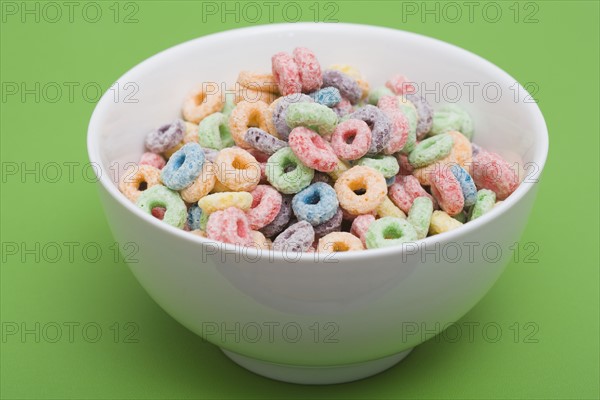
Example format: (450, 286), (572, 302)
(183, 122), (199, 144)
(237, 71), (279, 94)
(317, 231), (364, 252)
(163, 141), (183, 159)
(214, 147), (261, 192)
(228, 100), (270, 149)
(334, 166), (387, 215)
(182, 83), (224, 124)
(119, 165), (162, 202)
(234, 86), (278, 105)
(180, 161), (217, 203)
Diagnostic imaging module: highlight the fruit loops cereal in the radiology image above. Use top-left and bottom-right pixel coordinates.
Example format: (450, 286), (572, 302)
(119, 47), (523, 253)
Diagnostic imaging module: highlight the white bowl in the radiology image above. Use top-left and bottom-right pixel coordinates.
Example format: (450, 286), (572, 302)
(87, 23), (548, 385)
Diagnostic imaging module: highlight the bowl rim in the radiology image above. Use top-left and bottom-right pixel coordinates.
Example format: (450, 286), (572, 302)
(87, 22), (549, 262)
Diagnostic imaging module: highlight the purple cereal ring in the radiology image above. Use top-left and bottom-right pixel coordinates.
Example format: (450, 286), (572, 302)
(313, 207), (343, 238)
(244, 127), (288, 155)
(347, 105), (391, 155)
(331, 119), (372, 160)
(259, 194), (293, 238)
(322, 70), (362, 104)
(272, 94), (314, 140)
(272, 220), (315, 253)
(404, 93), (433, 139)
(145, 119), (185, 153)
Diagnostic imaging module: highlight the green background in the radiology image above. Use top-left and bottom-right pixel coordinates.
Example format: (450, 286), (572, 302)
(1, 1), (598, 398)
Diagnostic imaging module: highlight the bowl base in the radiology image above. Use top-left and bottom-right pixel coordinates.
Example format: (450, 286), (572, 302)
(221, 348), (414, 385)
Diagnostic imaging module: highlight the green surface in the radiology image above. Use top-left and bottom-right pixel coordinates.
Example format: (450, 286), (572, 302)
(1, 1), (599, 399)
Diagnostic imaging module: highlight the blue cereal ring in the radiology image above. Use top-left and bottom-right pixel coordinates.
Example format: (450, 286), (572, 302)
(309, 87), (342, 107)
(187, 204), (202, 230)
(450, 164), (477, 207)
(292, 182), (339, 226)
(161, 142), (205, 190)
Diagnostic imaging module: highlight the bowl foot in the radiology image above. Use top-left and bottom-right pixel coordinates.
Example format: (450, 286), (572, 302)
(221, 348), (413, 385)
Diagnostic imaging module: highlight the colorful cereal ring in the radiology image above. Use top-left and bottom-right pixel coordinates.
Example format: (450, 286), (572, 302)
(161, 143), (205, 190)
(365, 217), (418, 249)
(288, 127), (339, 172)
(292, 182), (339, 226)
(265, 147), (314, 194)
(408, 196), (433, 239)
(136, 185), (187, 228)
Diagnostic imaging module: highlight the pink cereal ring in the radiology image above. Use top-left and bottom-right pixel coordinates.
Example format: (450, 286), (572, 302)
(430, 168), (464, 216)
(385, 74), (416, 95)
(272, 52), (301, 96)
(206, 207), (253, 246)
(389, 175), (437, 213)
(246, 185), (283, 230)
(288, 127), (339, 172)
(330, 119), (372, 161)
(139, 152), (166, 170)
(350, 214), (376, 247)
(293, 47), (322, 93)
(378, 96), (409, 154)
(472, 151), (520, 200)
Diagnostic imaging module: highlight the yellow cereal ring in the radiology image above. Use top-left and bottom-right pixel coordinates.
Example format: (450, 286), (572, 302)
(182, 83), (224, 124)
(197, 192), (253, 214)
(318, 232), (364, 252)
(334, 166), (387, 215)
(327, 159), (350, 181)
(376, 196), (407, 219)
(250, 230), (272, 250)
(180, 161), (217, 203)
(119, 165), (161, 202)
(429, 210), (463, 235)
(237, 71), (279, 94)
(397, 96), (417, 113)
(214, 147), (261, 192)
(228, 100), (270, 149)
(183, 122), (199, 144)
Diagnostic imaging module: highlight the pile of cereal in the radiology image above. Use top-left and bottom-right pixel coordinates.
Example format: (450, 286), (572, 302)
(119, 47), (520, 253)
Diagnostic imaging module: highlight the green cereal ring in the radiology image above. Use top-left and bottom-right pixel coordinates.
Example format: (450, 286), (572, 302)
(266, 147), (314, 194)
(365, 217), (418, 249)
(408, 196), (433, 239)
(199, 209), (209, 230)
(400, 104), (418, 154)
(367, 86), (394, 105)
(355, 155), (400, 178)
(136, 185), (187, 228)
(285, 102), (338, 136)
(408, 133), (453, 168)
(431, 104), (474, 140)
(198, 112), (233, 150)
(221, 92), (236, 117)
(469, 189), (496, 221)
